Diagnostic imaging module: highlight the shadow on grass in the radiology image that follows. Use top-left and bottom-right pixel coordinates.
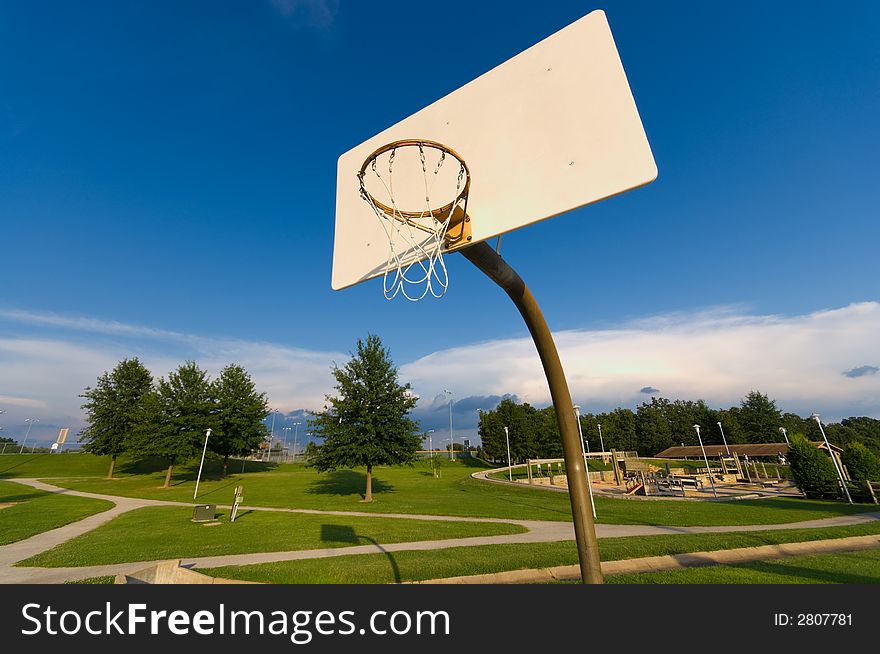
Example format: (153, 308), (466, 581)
(455, 455), (492, 469)
(320, 524), (401, 583)
(118, 457), (277, 482)
(735, 555), (880, 584)
(307, 471), (394, 499)
(0, 453), (52, 477)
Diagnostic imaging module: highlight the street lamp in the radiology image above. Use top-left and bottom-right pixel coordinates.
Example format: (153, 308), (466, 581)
(573, 405), (596, 519)
(281, 427), (291, 463)
(19, 418), (38, 454)
(811, 413), (852, 504)
(597, 423), (605, 458)
(503, 426), (513, 482)
(291, 422), (301, 463)
(716, 421), (731, 456)
(778, 427), (789, 444)
(193, 428), (212, 500)
(263, 410), (279, 461)
(692, 425), (717, 498)
(443, 389), (454, 460)
(425, 429), (435, 455)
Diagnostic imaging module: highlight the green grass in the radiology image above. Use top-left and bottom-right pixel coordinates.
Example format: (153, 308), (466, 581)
(606, 549), (880, 584)
(38, 455), (877, 526)
(18, 505), (525, 567)
(65, 576), (116, 585)
(0, 480), (113, 545)
(200, 520), (880, 584)
(0, 452), (272, 480)
(488, 459), (612, 482)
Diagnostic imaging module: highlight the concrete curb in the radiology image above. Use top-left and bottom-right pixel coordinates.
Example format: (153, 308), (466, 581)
(408, 534), (880, 584)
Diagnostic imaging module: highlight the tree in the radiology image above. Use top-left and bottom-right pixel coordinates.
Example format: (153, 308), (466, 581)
(79, 358), (153, 478)
(786, 433), (841, 500)
(309, 335), (421, 502)
(635, 398), (674, 456)
(211, 364), (269, 476)
(598, 407), (637, 452)
(738, 391), (782, 442)
(129, 361), (216, 488)
(841, 441), (880, 482)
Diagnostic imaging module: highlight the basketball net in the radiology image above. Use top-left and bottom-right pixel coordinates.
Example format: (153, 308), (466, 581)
(358, 140), (470, 301)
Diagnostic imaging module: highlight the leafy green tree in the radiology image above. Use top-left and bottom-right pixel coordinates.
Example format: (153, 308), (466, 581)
(309, 335), (421, 502)
(601, 407), (638, 452)
(738, 391), (783, 442)
(211, 364), (269, 476)
(635, 398), (674, 456)
(79, 358), (153, 478)
(129, 361), (217, 488)
(787, 433), (841, 499)
(478, 399), (543, 463)
(666, 400), (714, 446)
(841, 441), (880, 482)
(780, 412), (815, 441)
(536, 406), (564, 458)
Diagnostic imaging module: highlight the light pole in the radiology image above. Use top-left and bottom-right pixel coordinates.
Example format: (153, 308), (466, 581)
(264, 410), (278, 461)
(778, 427), (789, 444)
(504, 426), (513, 482)
(193, 428), (212, 500)
(281, 427), (291, 463)
(811, 413), (852, 504)
(292, 422), (301, 463)
(574, 405), (596, 519)
(597, 423), (605, 458)
(443, 389), (454, 460)
(19, 418), (38, 454)
(716, 421), (730, 456)
(692, 425), (717, 498)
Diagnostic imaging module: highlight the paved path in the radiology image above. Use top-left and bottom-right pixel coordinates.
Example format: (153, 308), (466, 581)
(2, 478), (879, 584)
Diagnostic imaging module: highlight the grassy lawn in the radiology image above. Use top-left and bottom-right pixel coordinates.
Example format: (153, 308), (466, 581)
(18, 505), (525, 567)
(65, 576), (116, 584)
(0, 452), (272, 480)
(199, 520), (880, 584)
(488, 458), (612, 482)
(0, 480), (113, 545)
(32, 455), (877, 527)
(606, 549), (880, 584)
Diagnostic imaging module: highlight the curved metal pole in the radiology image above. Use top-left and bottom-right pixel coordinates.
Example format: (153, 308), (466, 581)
(460, 242), (603, 584)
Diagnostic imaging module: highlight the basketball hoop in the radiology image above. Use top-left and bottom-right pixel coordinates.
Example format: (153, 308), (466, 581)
(358, 139), (471, 301)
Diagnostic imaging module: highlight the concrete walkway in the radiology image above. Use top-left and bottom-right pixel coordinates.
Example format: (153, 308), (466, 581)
(2, 478), (879, 584)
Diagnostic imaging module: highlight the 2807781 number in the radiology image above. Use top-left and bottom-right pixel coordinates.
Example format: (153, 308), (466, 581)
(774, 613), (852, 626)
(797, 614), (851, 626)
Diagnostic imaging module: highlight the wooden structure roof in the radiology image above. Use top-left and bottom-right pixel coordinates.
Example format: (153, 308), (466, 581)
(654, 441), (841, 458)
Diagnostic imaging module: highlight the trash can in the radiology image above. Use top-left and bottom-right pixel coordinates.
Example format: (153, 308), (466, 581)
(192, 504), (216, 522)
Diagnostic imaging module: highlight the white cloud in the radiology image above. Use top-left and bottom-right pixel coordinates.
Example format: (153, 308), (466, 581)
(1, 302), (879, 445)
(400, 302), (880, 421)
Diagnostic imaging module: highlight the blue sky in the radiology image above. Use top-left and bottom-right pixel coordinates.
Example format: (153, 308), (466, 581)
(1, 1), (879, 447)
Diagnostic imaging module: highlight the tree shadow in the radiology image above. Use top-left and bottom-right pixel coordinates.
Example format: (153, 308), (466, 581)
(0, 453), (52, 477)
(736, 555), (880, 584)
(455, 455), (491, 469)
(117, 457), (277, 481)
(191, 480), (240, 499)
(307, 471), (395, 499)
(319, 524), (401, 583)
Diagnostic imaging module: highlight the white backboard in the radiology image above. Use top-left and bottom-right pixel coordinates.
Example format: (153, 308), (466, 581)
(332, 10), (657, 291)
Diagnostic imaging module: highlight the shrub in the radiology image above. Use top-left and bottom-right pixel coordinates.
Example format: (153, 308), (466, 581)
(842, 441), (880, 482)
(786, 434), (841, 500)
